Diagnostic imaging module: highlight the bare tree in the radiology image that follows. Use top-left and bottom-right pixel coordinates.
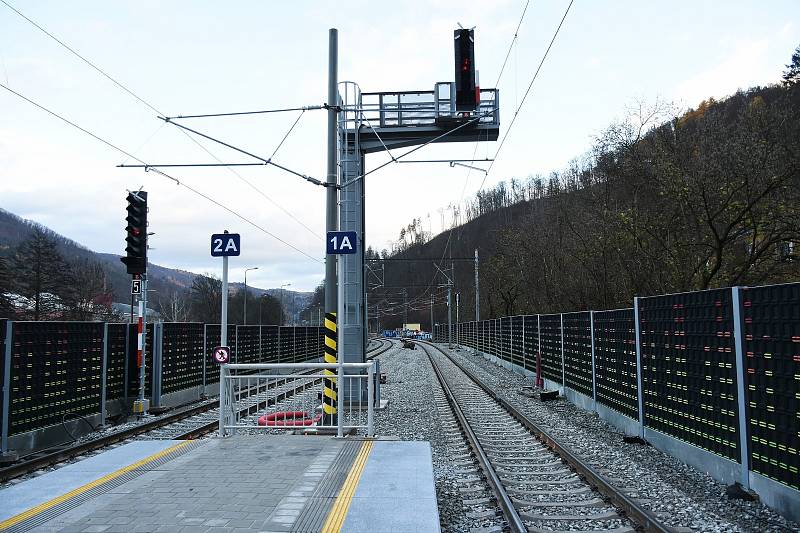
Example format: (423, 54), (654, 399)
(189, 273), (221, 323)
(155, 287), (191, 322)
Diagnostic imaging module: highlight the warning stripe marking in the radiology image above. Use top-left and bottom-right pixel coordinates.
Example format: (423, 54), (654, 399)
(321, 440), (374, 532)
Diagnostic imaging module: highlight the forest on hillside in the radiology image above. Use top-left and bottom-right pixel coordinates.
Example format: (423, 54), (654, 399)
(371, 48), (800, 328)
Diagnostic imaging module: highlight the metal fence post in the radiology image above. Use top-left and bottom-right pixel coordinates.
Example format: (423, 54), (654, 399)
(151, 323), (163, 408)
(633, 297), (645, 439)
(536, 314), (542, 388)
(101, 323), (109, 426)
(218, 364), (227, 437)
(367, 363), (374, 436)
(374, 359), (381, 408)
(2, 321), (12, 455)
(202, 324), (208, 389)
(337, 359), (344, 438)
(590, 310), (597, 410)
(560, 314), (566, 391)
(522, 315), (526, 374)
(123, 324), (130, 400)
(731, 286), (751, 489)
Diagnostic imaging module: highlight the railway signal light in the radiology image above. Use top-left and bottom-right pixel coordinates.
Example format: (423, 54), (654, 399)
(454, 28), (477, 113)
(121, 190), (148, 275)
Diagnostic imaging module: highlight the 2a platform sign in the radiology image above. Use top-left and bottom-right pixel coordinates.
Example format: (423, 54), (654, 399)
(326, 231), (357, 255)
(211, 233), (241, 257)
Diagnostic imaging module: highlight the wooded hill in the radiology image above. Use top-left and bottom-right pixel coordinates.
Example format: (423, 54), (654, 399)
(373, 77), (800, 330)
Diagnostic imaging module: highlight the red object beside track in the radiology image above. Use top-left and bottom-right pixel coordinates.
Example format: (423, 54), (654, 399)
(258, 411), (321, 427)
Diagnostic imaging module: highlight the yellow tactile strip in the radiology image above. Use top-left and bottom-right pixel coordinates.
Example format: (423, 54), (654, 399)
(321, 440), (374, 533)
(0, 440), (193, 532)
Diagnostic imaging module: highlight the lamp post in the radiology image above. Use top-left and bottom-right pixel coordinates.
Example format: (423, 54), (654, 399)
(243, 267), (259, 325)
(280, 283), (291, 325)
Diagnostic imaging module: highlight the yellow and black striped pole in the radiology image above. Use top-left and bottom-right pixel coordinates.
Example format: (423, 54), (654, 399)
(322, 312), (338, 425)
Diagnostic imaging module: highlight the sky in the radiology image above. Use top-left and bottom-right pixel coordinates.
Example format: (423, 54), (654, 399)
(1, 1), (797, 291)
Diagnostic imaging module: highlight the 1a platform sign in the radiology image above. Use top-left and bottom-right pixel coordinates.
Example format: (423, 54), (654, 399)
(326, 231), (357, 255)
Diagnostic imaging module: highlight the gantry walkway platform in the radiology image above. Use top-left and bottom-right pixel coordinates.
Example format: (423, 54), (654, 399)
(0, 435), (439, 533)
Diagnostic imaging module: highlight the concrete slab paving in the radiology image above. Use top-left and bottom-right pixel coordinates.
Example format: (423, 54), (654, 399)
(1, 435), (440, 533)
(0, 440), (182, 522)
(342, 441), (440, 533)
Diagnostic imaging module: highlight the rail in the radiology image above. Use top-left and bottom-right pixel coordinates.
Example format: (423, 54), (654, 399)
(419, 340), (671, 533)
(219, 362), (377, 438)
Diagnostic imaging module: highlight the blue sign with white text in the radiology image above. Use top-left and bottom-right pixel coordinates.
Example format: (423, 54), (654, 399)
(326, 231), (357, 255)
(211, 233), (241, 257)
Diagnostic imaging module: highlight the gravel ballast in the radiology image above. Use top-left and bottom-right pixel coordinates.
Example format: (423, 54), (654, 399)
(440, 343), (799, 532)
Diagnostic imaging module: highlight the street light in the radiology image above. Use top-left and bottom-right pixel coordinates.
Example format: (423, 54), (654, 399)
(243, 267), (259, 325)
(280, 283), (291, 325)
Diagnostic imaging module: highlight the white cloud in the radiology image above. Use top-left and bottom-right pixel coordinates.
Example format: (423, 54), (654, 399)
(674, 38), (777, 107)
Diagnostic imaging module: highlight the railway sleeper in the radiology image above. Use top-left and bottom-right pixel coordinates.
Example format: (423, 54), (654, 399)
(513, 497), (605, 508)
(462, 497), (493, 506)
(520, 509), (622, 521)
(508, 486), (593, 497)
(526, 527), (634, 533)
(501, 476), (582, 486)
(497, 467), (572, 477)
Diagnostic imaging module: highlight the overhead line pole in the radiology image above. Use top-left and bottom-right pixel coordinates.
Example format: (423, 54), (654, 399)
(325, 28), (339, 318)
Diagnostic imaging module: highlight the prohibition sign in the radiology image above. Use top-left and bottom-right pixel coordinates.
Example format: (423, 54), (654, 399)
(213, 346), (230, 364)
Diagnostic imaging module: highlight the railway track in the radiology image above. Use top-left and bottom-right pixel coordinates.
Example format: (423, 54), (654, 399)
(0, 338), (395, 484)
(418, 340), (670, 533)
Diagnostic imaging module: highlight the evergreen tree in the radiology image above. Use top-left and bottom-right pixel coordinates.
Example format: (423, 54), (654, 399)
(783, 45), (800, 86)
(11, 228), (70, 320)
(0, 256), (13, 318)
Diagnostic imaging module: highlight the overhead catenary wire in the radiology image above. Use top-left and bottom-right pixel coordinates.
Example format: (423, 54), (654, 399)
(391, 0), (538, 311)
(480, 0), (575, 190)
(1, 0), (321, 240)
(0, 82), (322, 264)
(159, 117), (329, 188)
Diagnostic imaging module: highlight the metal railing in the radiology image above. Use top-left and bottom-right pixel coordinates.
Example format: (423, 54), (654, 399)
(218, 362), (376, 438)
(343, 83), (499, 130)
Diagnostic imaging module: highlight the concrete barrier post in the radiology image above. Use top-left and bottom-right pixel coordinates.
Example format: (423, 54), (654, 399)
(590, 311), (597, 410)
(2, 321), (12, 455)
(101, 323), (109, 426)
(731, 286), (751, 489)
(560, 314), (566, 392)
(634, 297), (645, 439)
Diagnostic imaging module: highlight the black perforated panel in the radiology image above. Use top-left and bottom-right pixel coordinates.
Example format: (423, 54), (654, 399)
(261, 326), (279, 363)
(638, 290), (739, 461)
(540, 314), (562, 384)
(279, 326), (294, 363)
(105, 324), (128, 401)
(741, 283), (800, 489)
(235, 326), (260, 364)
(511, 316), (524, 368)
(161, 323), (203, 394)
(563, 312), (593, 397)
(523, 315), (538, 373)
(500, 317), (511, 363)
(593, 308), (639, 419)
(10, 322), (103, 435)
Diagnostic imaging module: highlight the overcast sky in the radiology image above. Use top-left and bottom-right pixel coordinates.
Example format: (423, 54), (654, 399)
(1, 1), (797, 291)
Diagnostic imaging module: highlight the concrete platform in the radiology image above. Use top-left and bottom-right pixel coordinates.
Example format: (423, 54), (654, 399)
(0, 435), (440, 533)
